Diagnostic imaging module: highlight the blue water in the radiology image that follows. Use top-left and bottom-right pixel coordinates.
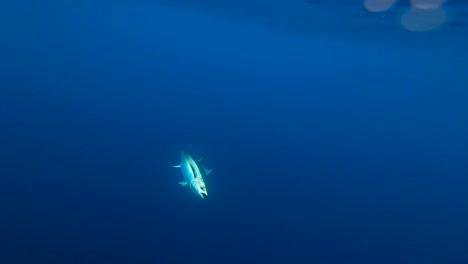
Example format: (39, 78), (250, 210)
(1, 1), (467, 263)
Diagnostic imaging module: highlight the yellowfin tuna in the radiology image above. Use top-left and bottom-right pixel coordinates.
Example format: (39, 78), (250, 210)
(173, 151), (211, 199)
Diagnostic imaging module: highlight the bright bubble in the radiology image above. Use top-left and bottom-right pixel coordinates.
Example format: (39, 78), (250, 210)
(411, 0), (446, 9)
(364, 0), (397, 12)
(401, 7), (446, 32)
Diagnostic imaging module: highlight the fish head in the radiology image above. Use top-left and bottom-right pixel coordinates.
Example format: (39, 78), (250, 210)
(193, 177), (208, 199)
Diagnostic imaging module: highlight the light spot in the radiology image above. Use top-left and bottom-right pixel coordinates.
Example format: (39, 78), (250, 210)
(411, 0), (446, 9)
(364, 0), (397, 12)
(401, 7), (447, 32)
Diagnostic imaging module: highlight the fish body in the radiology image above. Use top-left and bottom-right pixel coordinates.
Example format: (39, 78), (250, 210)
(173, 151), (210, 199)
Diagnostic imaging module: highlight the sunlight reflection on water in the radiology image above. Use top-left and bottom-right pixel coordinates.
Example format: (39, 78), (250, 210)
(364, 0), (448, 31)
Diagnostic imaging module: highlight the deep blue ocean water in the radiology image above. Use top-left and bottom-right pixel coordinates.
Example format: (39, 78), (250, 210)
(1, 0), (467, 263)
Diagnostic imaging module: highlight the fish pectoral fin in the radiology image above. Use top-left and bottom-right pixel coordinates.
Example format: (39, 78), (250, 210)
(178, 181), (188, 186)
(202, 166), (212, 175)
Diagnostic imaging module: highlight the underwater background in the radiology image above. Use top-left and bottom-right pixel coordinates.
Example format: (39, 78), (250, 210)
(1, 0), (467, 263)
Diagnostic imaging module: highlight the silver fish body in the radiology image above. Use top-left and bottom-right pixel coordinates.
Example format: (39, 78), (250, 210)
(173, 151), (210, 199)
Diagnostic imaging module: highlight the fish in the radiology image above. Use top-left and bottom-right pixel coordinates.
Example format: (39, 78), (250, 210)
(173, 151), (211, 199)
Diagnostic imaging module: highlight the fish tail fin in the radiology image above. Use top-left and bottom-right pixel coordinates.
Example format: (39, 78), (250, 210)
(183, 144), (192, 152)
